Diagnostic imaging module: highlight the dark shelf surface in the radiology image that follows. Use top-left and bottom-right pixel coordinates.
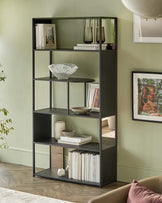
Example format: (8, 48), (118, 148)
(34, 108), (99, 119)
(34, 48), (117, 53)
(102, 137), (116, 150)
(33, 16), (117, 20)
(35, 168), (100, 187)
(34, 77), (95, 83)
(34, 137), (99, 152)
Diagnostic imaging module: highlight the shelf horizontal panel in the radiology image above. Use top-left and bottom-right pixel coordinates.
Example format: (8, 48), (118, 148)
(34, 138), (99, 152)
(33, 17), (117, 20)
(34, 48), (117, 53)
(35, 168), (100, 187)
(34, 108), (99, 119)
(34, 77), (95, 83)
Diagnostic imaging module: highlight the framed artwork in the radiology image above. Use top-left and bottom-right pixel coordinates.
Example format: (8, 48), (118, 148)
(133, 14), (162, 43)
(132, 72), (162, 122)
(44, 24), (56, 49)
(36, 24), (56, 49)
(87, 83), (100, 112)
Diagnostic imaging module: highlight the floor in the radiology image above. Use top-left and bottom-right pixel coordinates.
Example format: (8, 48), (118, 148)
(0, 162), (127, 203)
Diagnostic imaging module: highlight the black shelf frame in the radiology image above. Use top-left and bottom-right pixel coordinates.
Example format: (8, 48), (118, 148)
(32, 16), (117, 187)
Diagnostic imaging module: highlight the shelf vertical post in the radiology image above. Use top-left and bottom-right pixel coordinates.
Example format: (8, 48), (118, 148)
(99, 17), (102, 186)
(32, 19), (36, 177)
(49, 51), (52, 169)
(84, 82), (87, 107)
(33, 143), (35, 176)
(67, 82), (70, 114)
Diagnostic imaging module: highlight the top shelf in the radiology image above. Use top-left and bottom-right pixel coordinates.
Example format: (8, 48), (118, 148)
(33, 16), (117, 21)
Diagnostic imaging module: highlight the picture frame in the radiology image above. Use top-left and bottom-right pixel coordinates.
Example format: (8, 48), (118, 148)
(36, 24), (56, 49)
(87, 83), (100, 112)
(133, 14), (162, 43)
(44, 24), (56, 49)
(132, 72), (162, 122)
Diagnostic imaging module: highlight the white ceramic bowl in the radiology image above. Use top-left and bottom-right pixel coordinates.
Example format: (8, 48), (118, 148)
(48, 63), (78, 79)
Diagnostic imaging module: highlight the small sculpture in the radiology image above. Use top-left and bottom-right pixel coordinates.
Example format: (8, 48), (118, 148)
(57, 168), (65, 177)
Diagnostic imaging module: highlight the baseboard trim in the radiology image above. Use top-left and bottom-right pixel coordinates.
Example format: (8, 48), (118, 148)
(9, 146), (48, 155)
(118, 164), (162, 182)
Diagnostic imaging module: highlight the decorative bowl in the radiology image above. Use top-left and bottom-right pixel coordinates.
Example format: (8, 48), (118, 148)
(62, 130), (76, 137)
(48, 63), (78, 79)
(71, 107), (91, 114)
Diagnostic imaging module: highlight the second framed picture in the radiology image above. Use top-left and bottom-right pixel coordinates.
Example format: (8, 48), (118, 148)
(132, 72), (162, 122)
(87, 83), (100, 112)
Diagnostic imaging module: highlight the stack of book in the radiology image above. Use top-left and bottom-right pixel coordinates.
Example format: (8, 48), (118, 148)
(58, 135), (92, 146)
(73, 43), (107, 51)
(68, 150), (100, 183)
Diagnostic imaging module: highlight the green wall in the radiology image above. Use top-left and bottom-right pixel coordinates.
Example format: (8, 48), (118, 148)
(0, 0), (162, 182)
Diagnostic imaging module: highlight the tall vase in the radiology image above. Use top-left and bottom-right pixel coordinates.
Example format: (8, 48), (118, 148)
(84, 19), (93, 44)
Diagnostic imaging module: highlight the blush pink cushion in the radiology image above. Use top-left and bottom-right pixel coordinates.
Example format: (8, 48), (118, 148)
(127, 180), (162, 203)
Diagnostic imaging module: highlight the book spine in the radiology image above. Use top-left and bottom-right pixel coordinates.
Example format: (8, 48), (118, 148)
(96, 154), (100, 183)
(78, 152), (82, 180)
(68, 151), (72, 179)
(81, 153), (85, 181)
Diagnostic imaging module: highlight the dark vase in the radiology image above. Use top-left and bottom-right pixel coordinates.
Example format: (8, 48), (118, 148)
(96, 27), (105, 43)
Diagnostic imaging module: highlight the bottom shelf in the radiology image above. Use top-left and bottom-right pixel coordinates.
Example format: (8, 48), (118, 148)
(35, 168), (100, 187)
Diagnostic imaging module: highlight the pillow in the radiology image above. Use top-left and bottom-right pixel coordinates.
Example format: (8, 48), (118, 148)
(127, 180), (162, 203)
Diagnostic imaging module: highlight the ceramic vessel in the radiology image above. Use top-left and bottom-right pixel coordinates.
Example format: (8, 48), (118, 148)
(71, 107), (90, 114)
(55, 121), (65, 140)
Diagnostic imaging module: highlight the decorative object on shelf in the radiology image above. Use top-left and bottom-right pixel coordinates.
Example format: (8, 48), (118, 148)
(107, 115), (115, 130)
(48, 63), (78, 80)
(132, 72), (162, 122)
(73, 43), (107, 51)
(55, 121), (65, 140)
(35, 24), (56, 49)
(84, 19), (93, 44)
(58, 134), (92, 146)
(62, 130), (76, 137)
(96, 19), (105, 44)
(121, 0), (162, 18)
(87, 83), (100, 112)
(57, 168), (65, 176)
(71, 107), (91, 114)
(133, 14), (162, 43)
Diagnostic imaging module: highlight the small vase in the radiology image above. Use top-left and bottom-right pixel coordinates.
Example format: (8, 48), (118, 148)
(84, 19), (93, 44)
(55, 121), (65, 140)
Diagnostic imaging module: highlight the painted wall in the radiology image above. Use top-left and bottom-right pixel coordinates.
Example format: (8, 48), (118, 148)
(0, 0), (162, 182)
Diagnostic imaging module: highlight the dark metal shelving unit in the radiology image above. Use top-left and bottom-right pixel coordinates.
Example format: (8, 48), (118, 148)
(32, 16), (117, 187)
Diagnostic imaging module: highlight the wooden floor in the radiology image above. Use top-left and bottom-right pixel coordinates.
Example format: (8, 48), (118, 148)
(0, 162), (127, 203)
